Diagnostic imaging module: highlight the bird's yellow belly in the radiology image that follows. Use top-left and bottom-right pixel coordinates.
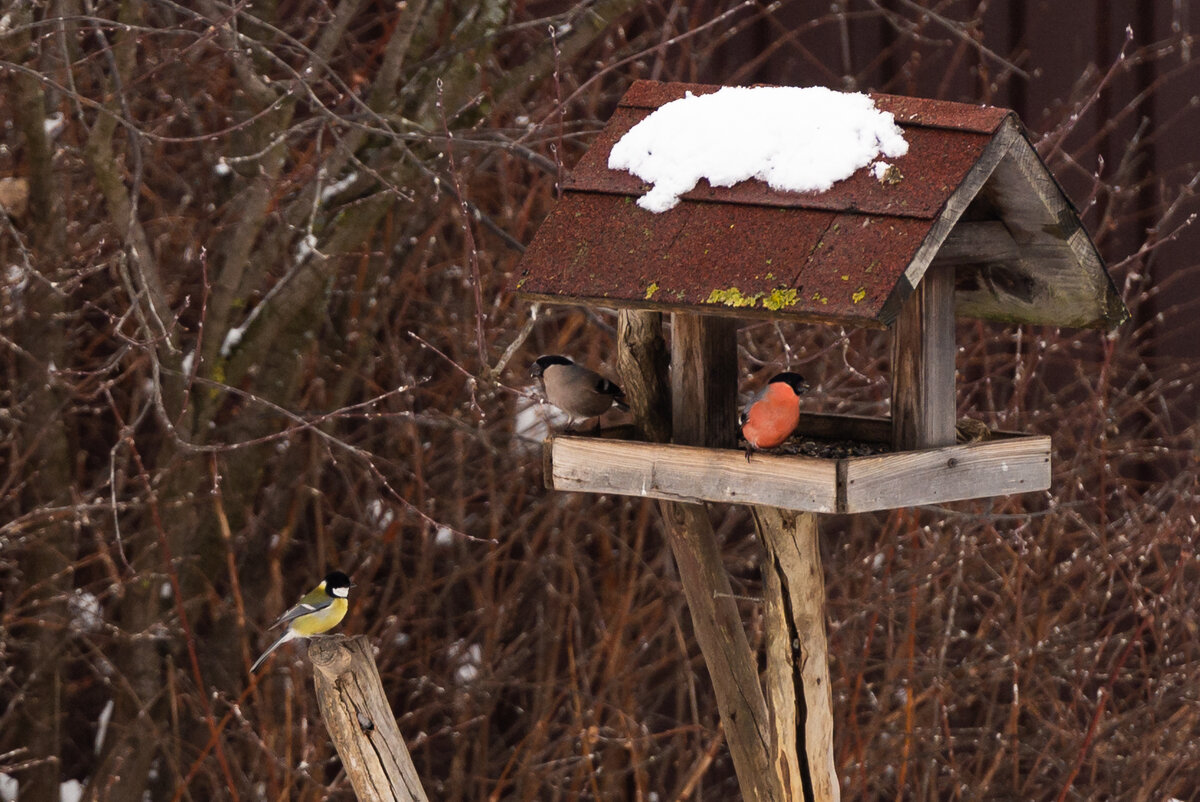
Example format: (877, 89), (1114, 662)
(292, 598), (348, 636)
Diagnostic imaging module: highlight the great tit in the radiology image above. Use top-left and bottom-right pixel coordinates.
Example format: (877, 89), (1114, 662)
(530, 354), (629, 429)
(250, 571), (353, 673)
(740, 372), (808, 460)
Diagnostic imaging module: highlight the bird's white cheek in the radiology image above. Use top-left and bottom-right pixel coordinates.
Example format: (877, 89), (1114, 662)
(331, 587), (349, 598)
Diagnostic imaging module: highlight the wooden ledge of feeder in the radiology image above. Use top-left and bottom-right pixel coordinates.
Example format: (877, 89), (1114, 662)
(544, 413), (1050, 514)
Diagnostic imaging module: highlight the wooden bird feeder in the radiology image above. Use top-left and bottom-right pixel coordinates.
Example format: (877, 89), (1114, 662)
(511, 80), (1125, 801)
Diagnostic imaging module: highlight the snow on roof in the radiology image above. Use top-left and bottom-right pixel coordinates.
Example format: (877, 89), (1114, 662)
(607, 85), (909, 213)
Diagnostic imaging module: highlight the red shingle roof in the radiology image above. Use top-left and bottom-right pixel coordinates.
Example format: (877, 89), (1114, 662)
(514, 80), (1125, 330)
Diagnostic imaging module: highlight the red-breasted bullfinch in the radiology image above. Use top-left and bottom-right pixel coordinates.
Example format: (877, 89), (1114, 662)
(740, 372), (809, 460)
(531, 354), (629, 429)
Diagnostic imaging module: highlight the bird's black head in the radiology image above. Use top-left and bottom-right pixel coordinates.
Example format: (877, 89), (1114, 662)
(530, 354), (574, 378)
(768, 372), (809, 396)
(323, 571), (353, 598)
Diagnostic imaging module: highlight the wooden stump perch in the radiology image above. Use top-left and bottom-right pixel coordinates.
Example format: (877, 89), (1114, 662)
(310, 635), (429, 802)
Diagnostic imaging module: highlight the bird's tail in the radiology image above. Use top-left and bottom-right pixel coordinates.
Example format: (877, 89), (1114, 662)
(251, 629), (296, 673)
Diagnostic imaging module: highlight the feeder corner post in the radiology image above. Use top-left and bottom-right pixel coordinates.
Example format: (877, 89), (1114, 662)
(670, 312), (739, 449)
(891, 265), (957, 451)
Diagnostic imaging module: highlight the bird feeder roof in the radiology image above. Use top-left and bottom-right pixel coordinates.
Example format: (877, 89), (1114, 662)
(513, 80), (1127, 330)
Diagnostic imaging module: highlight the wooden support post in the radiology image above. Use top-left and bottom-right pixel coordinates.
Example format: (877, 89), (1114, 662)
(671, 313), (739, 449)
(891, 266), (957, 450)
(618, 311), (782, 802)
(668, 312), (781, 801)
(311, 635), (430, 802)
(656, 500), (781, 802)
(616, 309), (672, 444)
(754, 507), (839, 802)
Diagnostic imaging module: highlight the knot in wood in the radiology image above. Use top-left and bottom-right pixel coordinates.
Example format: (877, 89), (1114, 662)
(309, 634), (355, 677)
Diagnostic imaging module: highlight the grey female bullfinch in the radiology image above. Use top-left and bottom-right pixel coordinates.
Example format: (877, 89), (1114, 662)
(530, 354), (629, 428)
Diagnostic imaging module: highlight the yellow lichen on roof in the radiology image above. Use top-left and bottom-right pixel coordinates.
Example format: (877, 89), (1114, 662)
(706, 287), (761, 307)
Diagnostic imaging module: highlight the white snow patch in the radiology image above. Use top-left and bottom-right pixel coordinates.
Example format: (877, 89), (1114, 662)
(454, 642), (483, 684)
(94, 699), (115, 754)
(43, 112), (66, 140)
(0, 774), (16, 802)
(608, 85), (909, 213)
(160, 581), (173, 600)
(435, 526), (454, 546)
(219, 324), (245, 357)
(366, 498), (395, 528)
(871, 161), (891, 179)
(69, 590), (102, 633)
(320, 172), (358, 204)
(180, 350), (194, 376)
(514, 385), (570, 444)
(295, 233), (318, 263)
(214, 159), (232, 177)
(61, 779), (85, 802)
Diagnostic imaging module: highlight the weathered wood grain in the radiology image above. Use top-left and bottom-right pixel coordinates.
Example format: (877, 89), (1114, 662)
(671, 312), (739, 449)
(957, 132), (1127, 329)
(842, 434), (1051, 512)
(311, 635), (429, 802)
(550, 436), (839, 512)
(891, 264), (957, 450)
(931, 220), (1020, 266)
(547, 431), (1050, 514)
(616, 309), (672, 443)
(755, 507), (840, 802)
